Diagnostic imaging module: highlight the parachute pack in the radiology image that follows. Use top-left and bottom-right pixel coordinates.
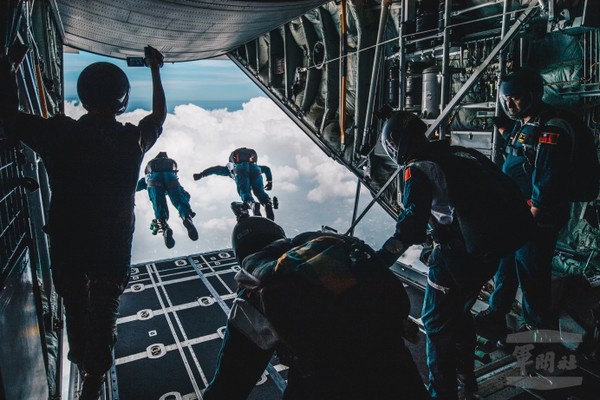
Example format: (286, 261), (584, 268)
(229, 147), (258, 164)
(234, 233), (411, 370)
(273, 235), (368, 294)
(539, 108), (600, 202)
(145, 157), (177, 173)
(412, 146), (535, 259)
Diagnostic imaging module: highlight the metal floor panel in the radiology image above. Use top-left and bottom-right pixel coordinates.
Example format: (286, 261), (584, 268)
(114, 250), (286, 400)
(114, 250), (600, 400)
(396, 270), (600, 400)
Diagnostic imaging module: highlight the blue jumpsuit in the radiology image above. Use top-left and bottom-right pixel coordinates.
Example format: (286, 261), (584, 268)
(488, 110), (572, 328)
(486, 129), (534, 317)
(395, 156), (498, 400)
(137, 167), (195, 222)
(199, 163), (272, 205)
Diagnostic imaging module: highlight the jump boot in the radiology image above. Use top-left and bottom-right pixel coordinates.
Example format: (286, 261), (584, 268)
(150, 219), (160, 235)
(156, 219), (175, 249)
(79, 372), (105, 400)
(474, 307), (508, 339)
(264, 201), (275, 221)
(243, 200), (254, 212)
(252, 202), (262, 216)
(231, 202), (250, 221)
(183, 215), (199, 241)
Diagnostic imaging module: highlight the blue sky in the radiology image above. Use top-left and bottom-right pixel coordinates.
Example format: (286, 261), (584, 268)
(64, 51), (394, 264)
(64, 52), (264, 112)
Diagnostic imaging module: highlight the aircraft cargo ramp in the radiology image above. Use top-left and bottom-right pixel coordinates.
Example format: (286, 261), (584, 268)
(65, 249), (600, 400)
(110, 250), (285, 400)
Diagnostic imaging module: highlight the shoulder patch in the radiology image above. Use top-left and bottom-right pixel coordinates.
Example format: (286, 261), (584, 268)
(404, 167), (412, 181)
(538, 132), (559, 145)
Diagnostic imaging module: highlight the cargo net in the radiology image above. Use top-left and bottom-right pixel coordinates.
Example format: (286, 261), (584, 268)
(0, 143), (30, 285)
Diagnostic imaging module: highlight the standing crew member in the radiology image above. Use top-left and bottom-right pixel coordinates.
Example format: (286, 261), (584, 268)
(476, 68), (577, 332)
(1, 47), (166, 400)
(376, 111), (532, 400)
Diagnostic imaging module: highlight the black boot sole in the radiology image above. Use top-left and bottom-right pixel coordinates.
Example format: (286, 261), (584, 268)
(183, 219), (198, 241)
(164, 228), (175, 248)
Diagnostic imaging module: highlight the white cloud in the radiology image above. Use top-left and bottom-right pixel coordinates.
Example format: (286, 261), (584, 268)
(201, 217), (237, 232)
(307, 161), (357, 203)
(64, 101), (86, 119)
(277, 182), (300, 193)
(65, 98), (393, 264)
(276, 165), (300, 180)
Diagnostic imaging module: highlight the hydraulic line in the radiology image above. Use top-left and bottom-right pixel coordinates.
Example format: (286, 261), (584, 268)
(34, 64), (48, 118)
(339, 0), (347, 148)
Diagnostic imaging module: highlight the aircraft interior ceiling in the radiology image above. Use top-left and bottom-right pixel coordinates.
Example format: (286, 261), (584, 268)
(55, 0), (331, 61)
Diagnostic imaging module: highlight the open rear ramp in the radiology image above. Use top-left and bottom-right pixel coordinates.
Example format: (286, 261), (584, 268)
(113, 250), (287, 399)
(110, 250), (476, 399)
(110, 248), (600, 399)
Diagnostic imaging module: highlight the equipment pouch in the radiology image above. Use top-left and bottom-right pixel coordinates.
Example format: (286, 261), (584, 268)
(229, 297), (280, 351)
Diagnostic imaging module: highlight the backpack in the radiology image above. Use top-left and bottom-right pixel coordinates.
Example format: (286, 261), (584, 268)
(229, 147), (258, 164)
(254, 234), (411, 373)
(539, 108), (600, 202)
(145, 157), (177, 173)
(273, 234), (369, 294)
(422, 146), (535, 259)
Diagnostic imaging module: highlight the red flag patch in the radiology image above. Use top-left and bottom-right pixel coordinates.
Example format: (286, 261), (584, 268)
(404, 167), (412, 181)
(538, 132), (559, 145)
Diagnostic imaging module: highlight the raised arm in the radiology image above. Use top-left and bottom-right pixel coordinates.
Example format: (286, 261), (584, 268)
(146, 46), (166, 126)
(194, 165), (231, 180)
(138, 46), (166, 152)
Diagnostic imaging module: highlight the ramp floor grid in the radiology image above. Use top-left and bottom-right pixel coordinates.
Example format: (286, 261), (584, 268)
(114, 250), (286, 400)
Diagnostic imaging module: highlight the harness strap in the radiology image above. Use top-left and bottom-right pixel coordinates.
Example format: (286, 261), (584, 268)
(427, 276), (450, 294)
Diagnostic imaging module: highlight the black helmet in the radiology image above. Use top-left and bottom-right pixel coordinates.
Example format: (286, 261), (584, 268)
(380, 111), (429, 165)
(498, 68), (544, 120)
(77, 62), (130, 115)
(155, 152), (168, 158)
(231, 216), (286, 264)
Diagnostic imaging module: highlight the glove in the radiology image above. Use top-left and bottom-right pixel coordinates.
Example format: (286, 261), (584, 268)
(193, 173), (204, 181)
(373, 236), (408, 268)
(265, 180), (272, 191)
(382, 236), (407, 255)
(145, 46), (164, 68)
(492, 113), (513, 134)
